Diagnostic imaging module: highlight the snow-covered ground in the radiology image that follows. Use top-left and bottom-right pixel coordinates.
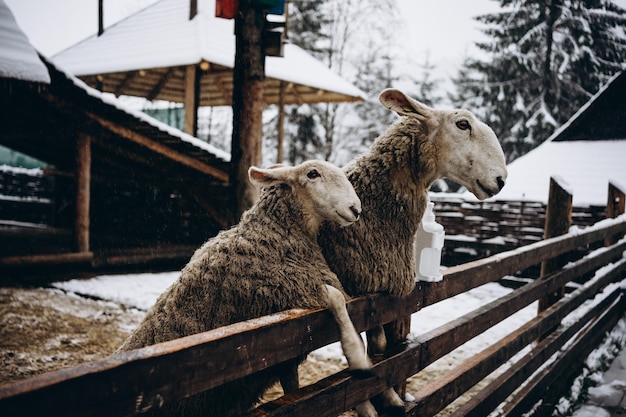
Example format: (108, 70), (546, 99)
(52, 272), (536, 362)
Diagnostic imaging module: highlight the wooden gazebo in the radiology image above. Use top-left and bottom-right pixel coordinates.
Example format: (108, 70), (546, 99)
(51, 0), (366, 136)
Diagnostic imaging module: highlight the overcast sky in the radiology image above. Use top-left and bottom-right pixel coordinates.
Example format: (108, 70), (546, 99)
(5, 0), (502, 74)
(6, 0), (626, 92)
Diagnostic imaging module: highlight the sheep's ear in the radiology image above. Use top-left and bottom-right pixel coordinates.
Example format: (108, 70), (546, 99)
(248, 166), (292, 188)
(379, 88), (433, 120)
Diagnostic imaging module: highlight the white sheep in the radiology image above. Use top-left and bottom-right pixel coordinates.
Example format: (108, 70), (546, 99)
(119, 160), (370, 417)
(318, 88), (509, 417)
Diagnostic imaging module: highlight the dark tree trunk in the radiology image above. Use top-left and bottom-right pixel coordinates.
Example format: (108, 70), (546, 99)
(230, 0), (265, 224)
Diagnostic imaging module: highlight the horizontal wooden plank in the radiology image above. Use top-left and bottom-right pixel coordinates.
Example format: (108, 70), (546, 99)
(0, 309), (319, 417)
(427, 215), (626, 306)
(0, 251), (93, 267)
(415, 239), (626, 366)
(498, 293), (625, 417)
(448, 288), (623, 417)
(410, 257), (626, 417)
(0, 289), (421, 417)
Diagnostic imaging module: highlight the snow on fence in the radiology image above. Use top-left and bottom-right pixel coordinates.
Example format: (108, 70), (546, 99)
(0, 180), (625, 417)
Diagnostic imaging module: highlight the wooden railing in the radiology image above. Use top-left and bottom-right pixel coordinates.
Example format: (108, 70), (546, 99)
(1, 181), (625, 417)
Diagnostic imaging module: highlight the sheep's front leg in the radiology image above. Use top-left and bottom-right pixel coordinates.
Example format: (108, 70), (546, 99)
(366, 326), (406, 417)
(323, 285), (373, 375)
(323, 285), (378, 417)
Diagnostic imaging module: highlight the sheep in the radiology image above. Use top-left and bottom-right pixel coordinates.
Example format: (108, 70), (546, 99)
(317, 88), (509, 416)
(118, 160), (370, 417)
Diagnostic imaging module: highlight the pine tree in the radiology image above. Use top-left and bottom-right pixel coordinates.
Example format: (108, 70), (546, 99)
(453, 0), (626, 162)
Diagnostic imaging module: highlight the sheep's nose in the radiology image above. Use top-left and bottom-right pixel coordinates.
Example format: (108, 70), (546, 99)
(497, 176), (505, 191)
(350, 205), (361, 220)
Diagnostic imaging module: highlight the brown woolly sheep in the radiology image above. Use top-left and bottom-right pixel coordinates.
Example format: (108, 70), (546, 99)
(318, 88), (508, 417)
(119, 160), (370, 417)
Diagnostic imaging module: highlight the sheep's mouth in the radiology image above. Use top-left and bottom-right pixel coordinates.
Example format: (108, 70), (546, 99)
(337, 211), (358, 225)
(476, 179), (495, 198)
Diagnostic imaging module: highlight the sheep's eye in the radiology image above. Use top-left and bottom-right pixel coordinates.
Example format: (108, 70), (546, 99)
(456, 119), (471, 131)
(307, 169), (320, 179)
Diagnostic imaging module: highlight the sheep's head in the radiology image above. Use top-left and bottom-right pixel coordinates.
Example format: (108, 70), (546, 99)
(249, 160), (362, 234)
(379, 89), (507, 200)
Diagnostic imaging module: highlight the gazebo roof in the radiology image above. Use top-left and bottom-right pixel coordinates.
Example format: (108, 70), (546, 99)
(51, 0), (366, 106)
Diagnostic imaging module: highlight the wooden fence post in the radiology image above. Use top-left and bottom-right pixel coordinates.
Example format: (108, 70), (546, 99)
(538, 177), (572, 314)
(75, 132), (91, 253)
(605, 182), (625, 246)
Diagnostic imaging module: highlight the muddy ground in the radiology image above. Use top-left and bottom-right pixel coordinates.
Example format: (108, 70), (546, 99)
(0, 285), (483, 416)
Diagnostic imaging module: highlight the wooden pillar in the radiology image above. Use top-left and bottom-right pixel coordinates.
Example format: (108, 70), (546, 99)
(184, 64), (200, 137)
(605, 182), (625, 246)
(189, 0), (198, 20)
(230, 0), (265, 224)
(98, 0), (104, 36)
(538, 177), (572, 314)
(75, 132), (91, 253)
(276, 81), (285, 164)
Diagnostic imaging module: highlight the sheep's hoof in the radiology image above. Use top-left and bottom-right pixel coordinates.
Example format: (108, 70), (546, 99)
(349, 368), (376, 379)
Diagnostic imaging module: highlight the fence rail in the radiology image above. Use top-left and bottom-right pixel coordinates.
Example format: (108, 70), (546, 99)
(1, 182), (625, 417)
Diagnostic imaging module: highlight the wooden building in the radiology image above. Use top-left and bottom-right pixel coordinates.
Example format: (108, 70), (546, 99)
(0, 55), (232, 275)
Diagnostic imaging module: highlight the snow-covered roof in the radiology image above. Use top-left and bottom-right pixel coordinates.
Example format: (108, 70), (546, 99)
(479, 71), (626, 206)
(54, 59), (231, 162)
(50, 0), (366, 104)
(0, 0), (49, 83)
(490, 139), (626, 206)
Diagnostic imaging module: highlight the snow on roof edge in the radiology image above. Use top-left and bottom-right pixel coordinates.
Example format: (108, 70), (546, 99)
(545, 70), (623, 143)
(1, 0), (50, 83)
(45, 58), (231, 163)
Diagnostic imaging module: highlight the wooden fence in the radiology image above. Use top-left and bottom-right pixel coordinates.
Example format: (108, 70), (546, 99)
(431, 195), (607, 267)
(1, 180), (625, 417)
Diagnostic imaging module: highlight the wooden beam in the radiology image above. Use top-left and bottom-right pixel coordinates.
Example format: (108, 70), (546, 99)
(87, 113), (229, 182)
(538, 177), (572, 315)
(98, 0), (104, 36)
(183, 64), (200, 136)
(606, 181), (626, 245)
(190, 194), (230, 229)
(75, 132), (91, 253)
(424, 216), (626, 307)
(114, 71), (139, 97)
(276, 81), (285, 163)
(147, 67), (176, 101)
(189, 0), (197, 19)
(0, 252), (94, 268)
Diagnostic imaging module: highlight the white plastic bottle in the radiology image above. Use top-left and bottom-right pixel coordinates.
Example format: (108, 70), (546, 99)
(414, 199), (445, 282)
